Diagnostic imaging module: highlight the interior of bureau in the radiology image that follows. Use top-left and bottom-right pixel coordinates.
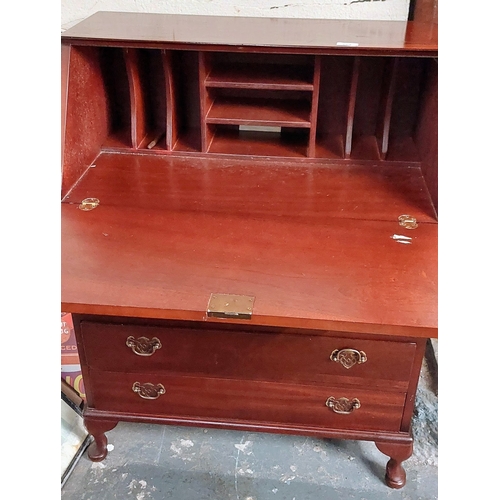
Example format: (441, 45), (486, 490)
(62, 45), (437, 206)
(63, 47), (434, 159)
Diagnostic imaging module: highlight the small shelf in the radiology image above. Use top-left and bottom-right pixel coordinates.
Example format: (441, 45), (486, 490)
(208, 128), (308, 157)
(206, 64), (314, 91)
(206, 97), (312, 128)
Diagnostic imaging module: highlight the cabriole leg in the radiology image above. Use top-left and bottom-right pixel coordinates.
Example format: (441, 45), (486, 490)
(375, 440), (413, 489)
(83, 417), (118, 462)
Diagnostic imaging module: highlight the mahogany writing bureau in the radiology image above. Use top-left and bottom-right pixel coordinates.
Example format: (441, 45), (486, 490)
(61, 12), (437, 489)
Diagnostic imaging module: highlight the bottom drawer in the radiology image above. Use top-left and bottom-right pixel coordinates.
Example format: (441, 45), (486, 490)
(88, 369), (406, 432)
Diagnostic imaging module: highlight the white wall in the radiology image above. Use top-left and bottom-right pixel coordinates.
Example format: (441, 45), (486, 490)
(62, 0), (411, 30)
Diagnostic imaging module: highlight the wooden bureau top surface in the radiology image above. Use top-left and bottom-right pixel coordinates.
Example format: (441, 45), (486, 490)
(61, 155), (437, 338)
(61, 12), (437, 55)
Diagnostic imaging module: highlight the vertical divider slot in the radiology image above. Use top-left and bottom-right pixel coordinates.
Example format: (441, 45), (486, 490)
(100, 47), (131, 148)
(124, 48), (147, 149)
(345, 57), (360, 159)
(376, 58), (399, 161)
(124, 48), (167, 150)
(163, 50), (177, 151)
(199, 52), (215, 152)
(307, 56), (321, 158)
(386, 57), (427, 162)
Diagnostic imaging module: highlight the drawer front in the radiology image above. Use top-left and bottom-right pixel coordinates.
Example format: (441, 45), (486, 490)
(80, 321), (416, 390)
(88, 369), (406, 433)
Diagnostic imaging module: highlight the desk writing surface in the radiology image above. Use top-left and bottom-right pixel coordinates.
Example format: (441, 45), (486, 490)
(63, 154), (437, 223)
(61, 202), (437, 337)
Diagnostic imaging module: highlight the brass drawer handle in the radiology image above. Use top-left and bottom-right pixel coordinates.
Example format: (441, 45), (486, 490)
(325, 396), (361, 414)
(126, 336), (162, 356)
(330, 348), (367, 369)
(132, 382), (165, 399)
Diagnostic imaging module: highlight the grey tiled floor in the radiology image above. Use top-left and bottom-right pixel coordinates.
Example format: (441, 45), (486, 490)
(62, 356), (437, 500)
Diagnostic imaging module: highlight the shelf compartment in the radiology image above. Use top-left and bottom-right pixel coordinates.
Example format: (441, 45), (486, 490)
(206, 96), (312, 128)
(123, 49), (168, 150)
(207, 127), (309, 157)
(99, 47), (132, 149)
(206, 63), (314, 91)
(385, 136), (420, 163)
(314, 135), (345, 160)
(350, 135), (382, 161)
(344, 57), (361, 159)
(386, 57), (427, 163)
(315, 56), (352, 160)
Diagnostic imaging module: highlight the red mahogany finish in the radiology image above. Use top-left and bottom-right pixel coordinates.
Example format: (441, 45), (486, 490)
(61, 12), (437, 488)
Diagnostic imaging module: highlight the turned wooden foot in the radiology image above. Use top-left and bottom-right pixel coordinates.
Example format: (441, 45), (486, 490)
(375, 440), (413, 489)
(83, 417), (118, 462)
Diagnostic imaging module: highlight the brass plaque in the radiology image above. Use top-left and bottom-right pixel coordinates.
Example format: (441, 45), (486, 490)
(207, 293), (255, 320)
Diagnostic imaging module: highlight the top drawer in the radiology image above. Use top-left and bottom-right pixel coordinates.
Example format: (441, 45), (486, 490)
(79, 321), (416, 391)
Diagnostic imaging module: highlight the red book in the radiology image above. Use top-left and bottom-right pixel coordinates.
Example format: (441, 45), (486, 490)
(61, 313), (85, 398)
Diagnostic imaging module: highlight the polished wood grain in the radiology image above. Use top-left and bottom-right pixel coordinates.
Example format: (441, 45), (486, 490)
(88, 369), (407, 432)
(62, 153), (438, 222)
(61, 203), (437, 337)
(62, 46), (109, 198)
(61, 13), (437, 56)
(79, 321), (417, 390)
